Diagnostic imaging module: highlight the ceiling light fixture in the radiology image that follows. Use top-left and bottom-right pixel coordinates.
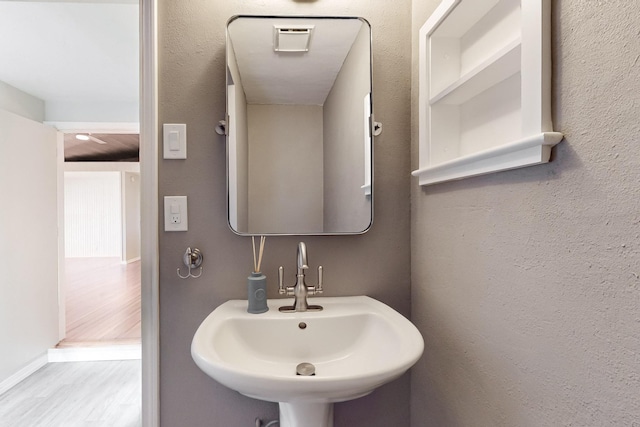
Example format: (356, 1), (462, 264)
(74, 133), (107, 144)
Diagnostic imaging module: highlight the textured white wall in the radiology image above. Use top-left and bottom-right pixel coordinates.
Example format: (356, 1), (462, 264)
(411, 1), (640, 426)
(0, 79), (44, 122)
(0, 110), (59, 384)
(123, 171), (141, 262)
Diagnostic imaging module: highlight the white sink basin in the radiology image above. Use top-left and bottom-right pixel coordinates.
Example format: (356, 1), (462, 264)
(191, 296), (424, 427)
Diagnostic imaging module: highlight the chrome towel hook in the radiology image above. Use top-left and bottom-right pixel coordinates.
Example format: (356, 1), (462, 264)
(177, 247), (203, 279)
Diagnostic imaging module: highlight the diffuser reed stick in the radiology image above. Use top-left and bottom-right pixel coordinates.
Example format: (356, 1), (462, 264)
(252, 235), (266, 273)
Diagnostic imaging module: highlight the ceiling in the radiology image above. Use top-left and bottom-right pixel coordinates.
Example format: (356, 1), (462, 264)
(228, 17), (364, 105)
(64, 133), (139, 162)
(0, 0), (139, 161)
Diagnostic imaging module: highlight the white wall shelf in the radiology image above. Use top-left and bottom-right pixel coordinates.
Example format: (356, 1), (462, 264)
(429, 37), (521, 106)
(413, 0), (562, 186)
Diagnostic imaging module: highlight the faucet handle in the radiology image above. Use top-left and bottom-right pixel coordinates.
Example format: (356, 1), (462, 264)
(278, 266), (286, 295)
(315, 265), (323, 294)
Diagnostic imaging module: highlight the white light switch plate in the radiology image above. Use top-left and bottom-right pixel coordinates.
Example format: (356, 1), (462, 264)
(164, 196), (188, 231)
(163, 124), (187, 159)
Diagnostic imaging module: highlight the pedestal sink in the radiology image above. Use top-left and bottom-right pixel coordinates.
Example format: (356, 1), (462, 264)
(191, 296), (424, 427)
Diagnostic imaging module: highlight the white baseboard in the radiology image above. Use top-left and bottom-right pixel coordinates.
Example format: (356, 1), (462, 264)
(0, 345), (142, 395)
(0, 354), (49, 396)
(48, 344), (142, 362)
(122, 256), (141, 265)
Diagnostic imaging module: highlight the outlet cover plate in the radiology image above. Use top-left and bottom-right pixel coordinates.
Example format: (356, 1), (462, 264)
(164, 196), (188, 231)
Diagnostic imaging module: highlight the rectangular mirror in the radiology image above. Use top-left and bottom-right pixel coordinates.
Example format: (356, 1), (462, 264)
(226, 16), (373, 235)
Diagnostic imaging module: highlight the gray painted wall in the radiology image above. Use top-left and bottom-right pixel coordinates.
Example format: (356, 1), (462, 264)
(227, 41), (249, 232)
(411, 1), (640, 426)
(247, 104), (323, 234)
(158, 0), (411, 426)
(323, 22), (372, 233)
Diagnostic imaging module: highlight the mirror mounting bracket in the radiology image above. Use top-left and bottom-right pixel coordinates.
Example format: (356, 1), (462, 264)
(215, 120), (226, 136)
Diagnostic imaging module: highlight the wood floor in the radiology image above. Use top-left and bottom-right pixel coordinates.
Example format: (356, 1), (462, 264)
(60, 257), (141, 347)
(0, 361), (141, 427)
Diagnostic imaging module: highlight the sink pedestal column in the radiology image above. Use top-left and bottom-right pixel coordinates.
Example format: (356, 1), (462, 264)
(279, 402), (333, 427)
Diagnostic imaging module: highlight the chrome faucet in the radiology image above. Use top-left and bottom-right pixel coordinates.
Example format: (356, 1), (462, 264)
(278, 242), (323, 312)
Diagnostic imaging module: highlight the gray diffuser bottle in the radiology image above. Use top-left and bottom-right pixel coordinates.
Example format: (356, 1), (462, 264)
(247, 272), (268, 314)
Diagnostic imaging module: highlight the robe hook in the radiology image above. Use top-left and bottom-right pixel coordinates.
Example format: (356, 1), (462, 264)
(178, 247), (203, 279)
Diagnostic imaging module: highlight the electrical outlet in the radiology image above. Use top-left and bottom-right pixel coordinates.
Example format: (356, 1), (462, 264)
(164, 196), (188, 231)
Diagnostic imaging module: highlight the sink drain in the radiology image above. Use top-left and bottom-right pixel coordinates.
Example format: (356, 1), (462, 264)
(296, 362), (316, 376)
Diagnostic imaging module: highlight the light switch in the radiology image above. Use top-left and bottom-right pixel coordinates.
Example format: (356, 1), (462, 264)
(163, 124), (187, 159)
(164, 196), (188, 231)
(168, 131), (180, 151)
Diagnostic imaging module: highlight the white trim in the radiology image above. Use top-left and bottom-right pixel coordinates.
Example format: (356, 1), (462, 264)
(362, 94), (371, 196)
(414, 0), (562, 187)
(140, 0), (159, 426)
(417, 5), (432, 169)
(64, 162), (140, 172)
(48, 345), (142, 362)
(412, 132), (563, 185)
(0, 345), (142, 396)
(45, 121), (140, 134)
(227, 85), (238, 230)
(56, 131), (67, 342)
(122, 256), (142, 265)
(0, 355), (48, 396)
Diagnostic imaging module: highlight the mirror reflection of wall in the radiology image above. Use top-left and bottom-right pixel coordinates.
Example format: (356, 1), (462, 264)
(226, 16), (373, 235)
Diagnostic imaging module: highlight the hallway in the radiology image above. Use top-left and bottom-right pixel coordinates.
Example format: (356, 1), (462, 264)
(0, 361), (141, 427)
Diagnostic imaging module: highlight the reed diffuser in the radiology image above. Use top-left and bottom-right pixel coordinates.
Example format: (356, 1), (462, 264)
(252, 235), (266, 273)
(247, 236), (268, 313)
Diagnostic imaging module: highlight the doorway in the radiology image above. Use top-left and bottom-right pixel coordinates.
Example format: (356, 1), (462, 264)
(60, 150), (141, 352)
(57, 133), (142, 351)
(0, 0), (158, 424)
